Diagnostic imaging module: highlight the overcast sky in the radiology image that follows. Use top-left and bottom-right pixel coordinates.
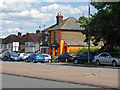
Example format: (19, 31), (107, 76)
(0, 0), (97, 38)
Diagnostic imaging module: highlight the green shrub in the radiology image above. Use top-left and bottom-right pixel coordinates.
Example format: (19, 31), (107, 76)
(76, 48), (88, 55)
(51, 55), (56, 63)
(76, 48), (100, 55)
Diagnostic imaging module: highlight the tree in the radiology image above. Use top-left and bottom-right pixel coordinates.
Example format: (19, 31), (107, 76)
(78, 2), (120, 51)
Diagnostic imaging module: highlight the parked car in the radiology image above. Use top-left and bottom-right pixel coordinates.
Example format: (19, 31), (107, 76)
(42, 54), (51, 62)
(93, 52), (120, 66)
(19, 53), (30, 61)
(2, 51), (19, 62)
(56, 52), (77, 63)
(0, 53), (4, 60)
(25, 53), (45, 63)
(19, 53), (25, 61)
(73, 53), (98, 64)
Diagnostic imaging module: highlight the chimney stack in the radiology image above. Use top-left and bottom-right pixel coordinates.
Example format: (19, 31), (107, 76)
(18, 32), (22, 37)
(56, 13), (63, 25)
(36, 30), (40, 34)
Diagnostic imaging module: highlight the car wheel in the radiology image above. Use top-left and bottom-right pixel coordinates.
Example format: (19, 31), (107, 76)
(96, 60), (100, 66)
(74, 59), (79, 64)
(3, 57), (8, 61)
(33, 60), (35, 63)
(56, 59), (59, 63)
(112, 61), (117, 67)
(25, 59), (28, 63)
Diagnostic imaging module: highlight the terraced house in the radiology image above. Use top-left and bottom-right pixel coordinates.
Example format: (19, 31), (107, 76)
(1, 30), (41, 53)
(2, 32), (23, 52)
(41, 13), (101, 56)
(22, 30), (41, 53)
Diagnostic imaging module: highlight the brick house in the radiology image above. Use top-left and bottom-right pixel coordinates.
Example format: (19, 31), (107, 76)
(0, 38), (3, 52)
(42, 13), (101, 56)
(22, 30), (41, 53)
(2, 30), (41, 53)
(2, 32), (24, 52)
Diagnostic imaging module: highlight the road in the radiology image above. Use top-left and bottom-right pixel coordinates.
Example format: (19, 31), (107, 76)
(2, 74), (99, 88)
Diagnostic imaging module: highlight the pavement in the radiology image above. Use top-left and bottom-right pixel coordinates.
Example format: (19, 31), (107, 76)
(1, 62), (120, 89)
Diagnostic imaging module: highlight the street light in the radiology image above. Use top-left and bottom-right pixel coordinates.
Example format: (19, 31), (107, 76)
(88, 0), (91, 63)
(39, 26), (41, 53)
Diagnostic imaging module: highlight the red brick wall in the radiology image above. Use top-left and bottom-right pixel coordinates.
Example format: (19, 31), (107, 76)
(49, 30), (61, 56)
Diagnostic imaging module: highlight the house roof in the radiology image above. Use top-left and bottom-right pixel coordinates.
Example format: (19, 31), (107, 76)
(65, 41), (88, 46)
(23, 33), (41, 42)
(0, 38), (3, 44)
(65, 41), (96, 47)
(42, 17), (84, 31)
(42, 24), (58, 32)
(2, 35), (22, 44)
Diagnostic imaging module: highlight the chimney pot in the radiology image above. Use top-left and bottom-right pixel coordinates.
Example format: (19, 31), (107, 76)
(36, 30), (40, 34)
(56, 13), (63, 25)
(18, 32), (22, 37)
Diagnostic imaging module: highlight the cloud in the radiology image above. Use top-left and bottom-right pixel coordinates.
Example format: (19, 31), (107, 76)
(0, 28), (25, 34)
(40, 4), (82, 15)
(0, 2), (32, 13)
(0, 2), (98, 39)
(0, 0), (38, 3)
(1, 20), (37, 28)
(1, 3), (92, 23)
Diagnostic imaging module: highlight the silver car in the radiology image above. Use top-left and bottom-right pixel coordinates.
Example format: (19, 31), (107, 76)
(93, 52), (120, 66)
(42, 54), (51, 62)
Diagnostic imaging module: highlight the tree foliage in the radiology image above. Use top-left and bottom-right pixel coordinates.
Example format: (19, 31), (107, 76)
(78, 2), (120, 51)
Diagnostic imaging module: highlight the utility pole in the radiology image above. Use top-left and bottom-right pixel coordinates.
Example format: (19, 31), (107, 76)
(39, 26), (41, 53)
(88, 0), (91, 63)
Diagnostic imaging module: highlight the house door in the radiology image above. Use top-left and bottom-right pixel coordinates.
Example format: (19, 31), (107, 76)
(64, 46), (67, 52)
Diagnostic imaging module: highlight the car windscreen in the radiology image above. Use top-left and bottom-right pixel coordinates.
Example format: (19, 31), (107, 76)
(70, 53), (76, 56)
(23, 53), (29, 56)
(42, 55), (49, 57)
(36, 54), (42, 56)
(10, 52), (18, 56)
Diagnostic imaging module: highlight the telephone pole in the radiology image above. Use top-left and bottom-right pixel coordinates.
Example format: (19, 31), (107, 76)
(88, 0), (91, 63)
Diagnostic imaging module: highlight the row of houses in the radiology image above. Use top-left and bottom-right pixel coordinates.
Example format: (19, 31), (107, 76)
(0, 13), (102, 56)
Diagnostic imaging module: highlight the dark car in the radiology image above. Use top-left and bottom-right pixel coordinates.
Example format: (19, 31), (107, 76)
(2, 51), (19, 62)
(73, 53), (98, 64)
(56, 52), (77, 63)
(25, 53), (45, 63)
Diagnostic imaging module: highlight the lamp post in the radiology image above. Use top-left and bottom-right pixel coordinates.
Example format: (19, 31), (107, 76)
(39, 26), (41, 53)
(88, 0), (91, 63)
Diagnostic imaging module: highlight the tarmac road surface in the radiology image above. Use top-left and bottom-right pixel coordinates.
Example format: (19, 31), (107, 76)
(2, 74), (99, 88)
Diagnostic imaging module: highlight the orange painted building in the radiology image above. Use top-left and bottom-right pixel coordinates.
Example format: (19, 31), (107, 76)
(41, 13), (102, 56)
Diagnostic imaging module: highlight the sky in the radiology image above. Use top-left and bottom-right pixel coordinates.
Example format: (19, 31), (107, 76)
(0, 0), (98, 38)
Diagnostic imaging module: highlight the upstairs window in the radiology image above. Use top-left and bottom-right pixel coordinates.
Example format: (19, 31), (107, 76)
(45, 35), (48, 41)
(55, 47), (58, 56)
(29, 42), (35, 47)
(50, 32), (51, 43)
(25, 43), (28, 47)
(54, 31), (57, 41)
